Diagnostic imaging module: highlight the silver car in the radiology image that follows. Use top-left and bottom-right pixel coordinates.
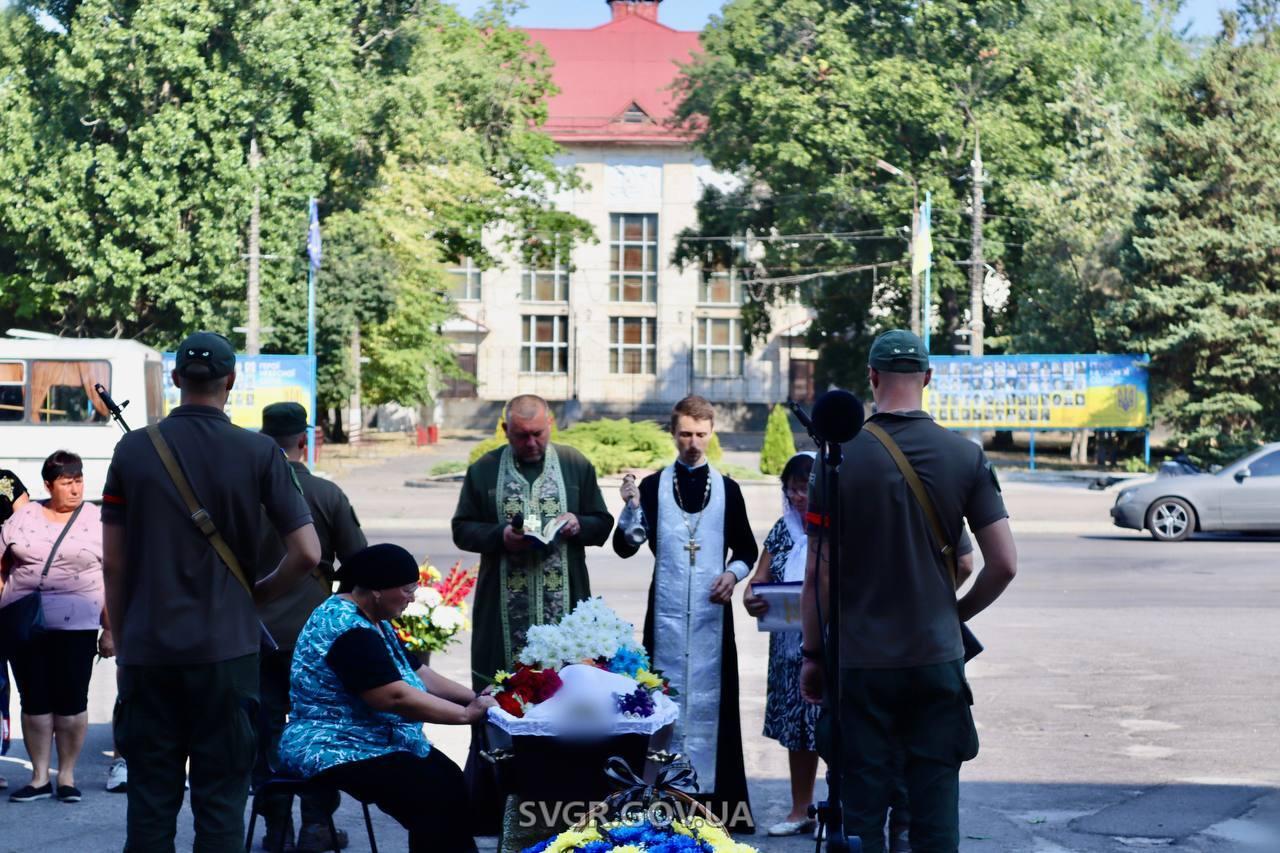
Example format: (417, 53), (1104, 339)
(1111, 442), (1280, 541)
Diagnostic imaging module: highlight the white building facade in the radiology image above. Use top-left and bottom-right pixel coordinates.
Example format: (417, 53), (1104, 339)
(440, 1), (815, 429)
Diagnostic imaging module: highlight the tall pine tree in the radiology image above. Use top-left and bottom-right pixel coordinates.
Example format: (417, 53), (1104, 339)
(1123, 11), (1280, 460)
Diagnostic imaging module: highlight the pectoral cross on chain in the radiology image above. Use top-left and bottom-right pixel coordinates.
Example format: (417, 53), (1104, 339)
(684, 538), (701, 566)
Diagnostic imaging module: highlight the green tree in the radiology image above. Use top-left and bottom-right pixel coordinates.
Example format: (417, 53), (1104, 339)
(0, 0), (355, 337)
(1121, 11), (1280, 459)
(1008, 72), (1151, 354)
(760, 404), (797, 475)
(674, 0), (1183, 392)
(0, 0), (590, 423)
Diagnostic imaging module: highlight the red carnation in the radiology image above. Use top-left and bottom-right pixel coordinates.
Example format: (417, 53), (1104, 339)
(496, 691), (526, 717)
(531, 669), (562, 703)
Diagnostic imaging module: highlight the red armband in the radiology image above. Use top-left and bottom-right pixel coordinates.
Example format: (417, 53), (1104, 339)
(804, 510), (829, 529)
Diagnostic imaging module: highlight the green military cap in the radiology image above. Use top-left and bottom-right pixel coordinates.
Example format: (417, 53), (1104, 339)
(175, 331), (237, 379)
(868, 329), (930, 373)
(261, 402), (308, 437)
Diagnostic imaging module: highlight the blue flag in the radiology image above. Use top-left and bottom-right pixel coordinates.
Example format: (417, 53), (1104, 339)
(307, 197), (322, 270)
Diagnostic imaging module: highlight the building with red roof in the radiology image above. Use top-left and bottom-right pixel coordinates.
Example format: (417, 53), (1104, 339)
(440, 1), (814, 424)
(524, 4), (700, 146)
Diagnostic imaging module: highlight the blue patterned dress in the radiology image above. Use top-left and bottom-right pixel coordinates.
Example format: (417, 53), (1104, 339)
(761, 519), (822, 751)
(278, 596), (432, 778)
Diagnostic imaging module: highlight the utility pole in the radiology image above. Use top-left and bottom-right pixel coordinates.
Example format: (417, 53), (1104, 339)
(349, 319), (362, 441)
(246, 137), (262, 356)
(968, 129), (985, 357)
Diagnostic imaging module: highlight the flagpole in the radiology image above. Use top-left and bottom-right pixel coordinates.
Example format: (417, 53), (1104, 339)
(922, 191), (933, 351)
(306, 198), (319, 469)
(307, 262), (316, 468)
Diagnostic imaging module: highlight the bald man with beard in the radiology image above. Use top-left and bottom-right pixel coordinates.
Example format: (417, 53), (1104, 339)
(451, 395), (613, 833)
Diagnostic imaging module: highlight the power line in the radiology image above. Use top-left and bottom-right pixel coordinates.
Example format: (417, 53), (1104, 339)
(747, 261), (903, 287)
(676, 230), (898, 243)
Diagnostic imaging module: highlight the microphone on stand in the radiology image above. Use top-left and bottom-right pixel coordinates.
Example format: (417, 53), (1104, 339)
(812, 390), (865, 444)
(790, 390), (865, 445)
(794, 388), (866, 853)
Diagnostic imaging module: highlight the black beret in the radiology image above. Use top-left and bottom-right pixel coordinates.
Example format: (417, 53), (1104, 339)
(339, 544), (420, 591)
(261, 402), (308, 437)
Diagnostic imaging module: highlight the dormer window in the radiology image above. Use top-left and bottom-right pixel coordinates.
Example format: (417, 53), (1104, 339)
(619, 102), (650, 124)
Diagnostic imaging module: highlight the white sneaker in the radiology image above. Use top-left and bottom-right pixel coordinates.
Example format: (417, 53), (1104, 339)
(767, 818), (816, 837)
(106, 758), (128, 793)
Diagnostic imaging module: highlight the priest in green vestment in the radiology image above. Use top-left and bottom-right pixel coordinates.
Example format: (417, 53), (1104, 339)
(451, 394), (613, 833)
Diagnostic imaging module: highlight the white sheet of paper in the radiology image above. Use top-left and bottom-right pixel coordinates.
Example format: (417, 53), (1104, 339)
(751, 581), (804, 632)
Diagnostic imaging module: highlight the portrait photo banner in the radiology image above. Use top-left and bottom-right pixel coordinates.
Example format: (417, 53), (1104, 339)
(162, 354), (316, 430)
(922, 354), (1149, 430)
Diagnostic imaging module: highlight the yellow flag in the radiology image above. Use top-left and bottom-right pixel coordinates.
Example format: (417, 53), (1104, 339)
(911, 217), (932, 275)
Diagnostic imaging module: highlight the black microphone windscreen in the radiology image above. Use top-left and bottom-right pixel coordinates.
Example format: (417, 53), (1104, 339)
(811, 390), (865, 444)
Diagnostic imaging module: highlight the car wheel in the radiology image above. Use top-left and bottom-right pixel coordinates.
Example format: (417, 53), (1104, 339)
(1147, 497), (1195, 542)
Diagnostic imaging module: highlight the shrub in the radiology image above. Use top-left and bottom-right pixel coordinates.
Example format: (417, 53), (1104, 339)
(1122, 456), (1153, 474)
(469, 435), (506, 463)
(469, 417), (675, 475)
(759, 404), (797, 476)
(706, 432), (724, 465)
(558, 418), (675, 475)
(719, 462), (764, 481)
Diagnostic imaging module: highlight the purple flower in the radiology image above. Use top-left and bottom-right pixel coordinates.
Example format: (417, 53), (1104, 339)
(614, 685), (656, 718)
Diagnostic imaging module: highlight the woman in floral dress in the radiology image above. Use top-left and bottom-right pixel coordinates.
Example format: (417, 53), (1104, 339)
(743, 452), (822, 836)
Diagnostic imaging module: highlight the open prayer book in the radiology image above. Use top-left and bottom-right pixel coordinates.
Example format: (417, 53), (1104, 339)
(520, 515), (570, 546)
(749, 581), (803, 632)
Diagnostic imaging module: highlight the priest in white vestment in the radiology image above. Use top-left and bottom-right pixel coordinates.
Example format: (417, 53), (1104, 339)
(613, 395), (758, 833)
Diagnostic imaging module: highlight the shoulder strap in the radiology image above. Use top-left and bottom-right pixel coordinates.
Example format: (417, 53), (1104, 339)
(863, 422), (959, 589)
(37, 502), (85, 589)
(144, 425), (253, 597)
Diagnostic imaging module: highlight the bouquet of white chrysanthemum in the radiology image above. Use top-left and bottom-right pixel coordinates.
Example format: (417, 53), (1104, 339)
(518, 597), (638, 668)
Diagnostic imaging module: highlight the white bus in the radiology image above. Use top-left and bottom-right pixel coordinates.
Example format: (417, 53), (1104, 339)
(0, 331), (165, 500)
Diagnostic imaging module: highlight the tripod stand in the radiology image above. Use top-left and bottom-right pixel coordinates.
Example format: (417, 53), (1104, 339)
(789, 393), (864, 853)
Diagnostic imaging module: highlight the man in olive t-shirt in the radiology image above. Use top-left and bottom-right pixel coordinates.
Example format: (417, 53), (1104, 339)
(102, 332), (320, 853)
(253, 401), (367, 852)
(800, 330), (1017, 853)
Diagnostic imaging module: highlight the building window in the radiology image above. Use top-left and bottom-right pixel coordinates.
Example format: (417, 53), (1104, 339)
(522, 255), (570, 302)
(699, 269), (745, 305)
(521, 315), (568, 374)
(0, 361), (25, 422)
(609, 317), (656, 375)
(694, 318), (744, 377)
(609, 213), (658, 303)
(447, 257), (482, 301)
(620, 102), (650, 124)
(144, 360), (165, 424)
(29, 361), (111, 424)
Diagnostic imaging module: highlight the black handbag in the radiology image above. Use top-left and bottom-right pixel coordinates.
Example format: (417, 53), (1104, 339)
(0, 502), (84, 649)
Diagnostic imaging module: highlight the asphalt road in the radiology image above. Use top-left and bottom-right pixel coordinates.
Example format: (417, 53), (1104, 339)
(3, 457), (1278, 852)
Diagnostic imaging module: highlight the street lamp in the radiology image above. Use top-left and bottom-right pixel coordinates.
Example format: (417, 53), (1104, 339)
(875, 159), (921, 336)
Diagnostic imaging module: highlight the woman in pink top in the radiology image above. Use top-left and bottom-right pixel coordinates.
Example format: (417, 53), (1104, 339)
(0, 451), (106, 804)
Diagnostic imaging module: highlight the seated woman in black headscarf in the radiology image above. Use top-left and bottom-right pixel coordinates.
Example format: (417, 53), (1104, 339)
(278, 543), (495, 853)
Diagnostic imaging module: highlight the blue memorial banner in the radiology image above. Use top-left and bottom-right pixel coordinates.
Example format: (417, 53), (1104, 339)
(162, 353), (317, 430)
(923, 354), (1149, 430)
